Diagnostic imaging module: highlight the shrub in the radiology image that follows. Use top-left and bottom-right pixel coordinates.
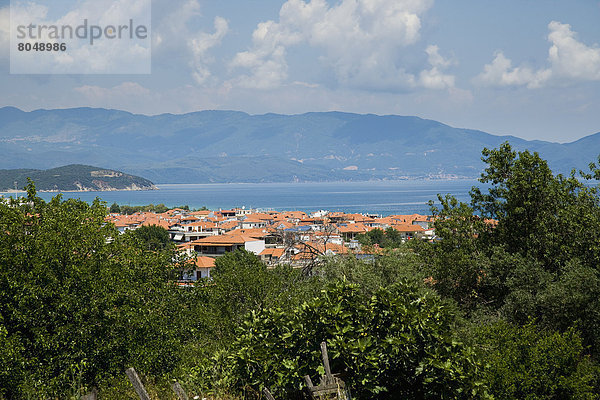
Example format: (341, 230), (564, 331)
(228, 280), (490, 399)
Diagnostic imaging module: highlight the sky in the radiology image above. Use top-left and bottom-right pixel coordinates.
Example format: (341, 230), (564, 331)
(1, 0), (600, 143)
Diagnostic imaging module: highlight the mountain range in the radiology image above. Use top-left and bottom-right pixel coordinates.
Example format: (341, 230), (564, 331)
(0, 106), (598, 183)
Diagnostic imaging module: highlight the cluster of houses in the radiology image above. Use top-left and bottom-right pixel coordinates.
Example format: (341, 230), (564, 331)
(105, 207), (435, 282)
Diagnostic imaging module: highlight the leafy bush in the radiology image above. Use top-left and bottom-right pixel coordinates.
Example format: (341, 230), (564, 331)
(228, 280), (490, 399)
(474, 321), (599, 399)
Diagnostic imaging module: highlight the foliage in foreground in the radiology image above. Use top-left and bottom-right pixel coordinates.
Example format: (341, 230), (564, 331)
(227, 280), (490, 399)
(0, 184), (191, 398)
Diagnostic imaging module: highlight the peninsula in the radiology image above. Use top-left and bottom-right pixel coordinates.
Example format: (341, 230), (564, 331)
(0, 164), (157, 192)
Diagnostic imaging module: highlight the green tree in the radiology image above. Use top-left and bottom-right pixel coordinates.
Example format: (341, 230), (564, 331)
(177, 251), (320, 394)
(356, 227), (404, 249)
(470, 141), (600, 272)
(464, 142), (600, 353)
(384, 226), (403, 245)
(130, 224), (172, 250)
(0, 183), (190, 398)
(415, 194), (495, 310)
(413, 142), (600, 386)
(204, 250), (274, 342)
(500, 259), (600, 355)
(198, 250), (317, 346)
(320, 251), (426, 296)
(474, 320), (599, 399)
(109, 202), (121, 214)
(0, 316), (24, 397)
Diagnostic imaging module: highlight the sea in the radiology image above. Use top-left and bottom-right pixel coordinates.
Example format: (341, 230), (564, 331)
(4, 180), (483, 216)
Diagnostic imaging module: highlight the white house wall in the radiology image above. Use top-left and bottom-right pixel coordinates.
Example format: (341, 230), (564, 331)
(244, 240), (266, 255)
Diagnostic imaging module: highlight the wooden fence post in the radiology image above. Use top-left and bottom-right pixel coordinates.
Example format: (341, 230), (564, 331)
(304, 375), (314, 389)
(303, 341), (349, 400)
(263, 387), (276, 400)
(125, 367), (151, 400)
(172, 381), (189, 400)
(320, 341), (334, 384)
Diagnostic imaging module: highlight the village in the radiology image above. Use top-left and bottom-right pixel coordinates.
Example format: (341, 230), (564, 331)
(105, 207), (436, 281)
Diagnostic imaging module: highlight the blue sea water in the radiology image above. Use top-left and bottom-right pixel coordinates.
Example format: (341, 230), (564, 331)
(7, 180), (482, 216)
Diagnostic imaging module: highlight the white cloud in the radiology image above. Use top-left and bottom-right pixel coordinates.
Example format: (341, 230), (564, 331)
(57, 0), (152, 73)
(230, 0), (438, 91)
(152, 1), (229, 85)
(1, 2), (50, 60)
(8, 0), (151, 74)
(425, 44), (452, 68)
(419, 45), (455, 89)
(153, 0), (201, 50)
(475, 21), (600, 88)
(189, 16), (229, 85)
(474, 51), (551, 88)
(231, 45), (289, 89)
(419, 68), (455, 89)
(0, 6), (10, 58)
(547, 21), (600, 81)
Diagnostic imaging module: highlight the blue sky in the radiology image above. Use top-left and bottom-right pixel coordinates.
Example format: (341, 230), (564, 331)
(1, 0), (600, 142)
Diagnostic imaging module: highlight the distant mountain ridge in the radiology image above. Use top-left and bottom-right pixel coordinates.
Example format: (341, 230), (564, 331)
(0, 164), (157, 192)
(0, 106), (598, 183)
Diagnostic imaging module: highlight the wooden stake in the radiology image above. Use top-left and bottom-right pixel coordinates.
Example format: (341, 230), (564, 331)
(125, 367), (151, 400)
(172, 381), (189, 400)
(320, 341), (334, 383)
(263, 387), (276, 400)
(304, 374), (314, 389)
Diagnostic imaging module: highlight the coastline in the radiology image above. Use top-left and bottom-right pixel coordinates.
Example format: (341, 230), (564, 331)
(0, 186), (158, 194)
(8, 180), (478, 216)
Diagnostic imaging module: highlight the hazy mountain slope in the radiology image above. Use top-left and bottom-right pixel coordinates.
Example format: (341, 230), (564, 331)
(0, 107), (596, 183)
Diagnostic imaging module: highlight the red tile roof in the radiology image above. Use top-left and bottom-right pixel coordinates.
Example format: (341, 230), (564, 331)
(194, 256), (215, 268)
(190, 233), (261, 246)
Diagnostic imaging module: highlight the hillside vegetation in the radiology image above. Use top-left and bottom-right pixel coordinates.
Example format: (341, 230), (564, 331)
(0, 164), (156, 192)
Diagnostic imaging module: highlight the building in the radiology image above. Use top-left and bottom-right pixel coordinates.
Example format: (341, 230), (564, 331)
(189, 233), (266, 256)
